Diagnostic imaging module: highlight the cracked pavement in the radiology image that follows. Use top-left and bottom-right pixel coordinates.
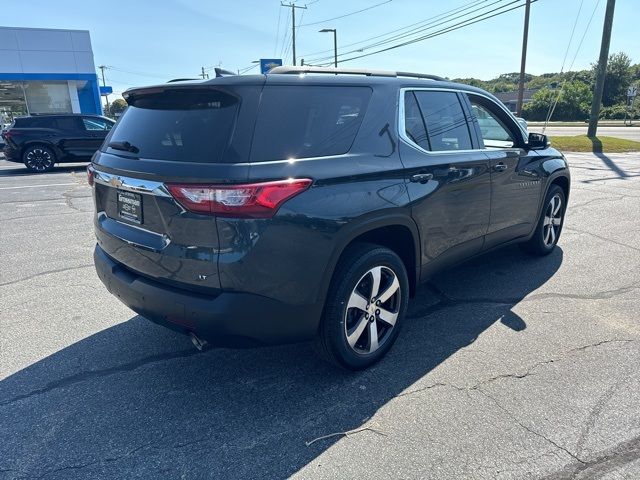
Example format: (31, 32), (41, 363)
(1, 152), (639, 479)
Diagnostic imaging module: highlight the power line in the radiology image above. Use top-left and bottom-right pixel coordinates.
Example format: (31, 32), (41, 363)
(305, 0), (509, 64)
(279, 11), (291, 59)
(543, 0), (602, 130)
(281, 1), (307, 66)
(307, 0), (513, 64)
(299, 0), (392, 27)
(542, 0), (587, 126)
(238, 64), (259, 74)
(300, 0), (488, 59)
(310, 0), (533, 66)
(560, 0), (586, 74)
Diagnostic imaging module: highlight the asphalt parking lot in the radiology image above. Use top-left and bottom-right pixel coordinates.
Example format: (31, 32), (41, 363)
(1, 151), (639, 479)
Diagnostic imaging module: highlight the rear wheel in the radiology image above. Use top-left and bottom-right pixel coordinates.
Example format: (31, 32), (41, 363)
(23, 145), (56, 173)
(521, 184), (566, 256)
(317, 243), (409, 370)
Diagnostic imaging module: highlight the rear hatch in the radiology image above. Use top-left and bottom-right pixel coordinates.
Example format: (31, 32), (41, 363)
(91, 79), (264, 292)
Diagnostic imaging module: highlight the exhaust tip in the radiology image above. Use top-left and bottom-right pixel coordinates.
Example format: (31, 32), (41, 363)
(190, 332), (209, 352)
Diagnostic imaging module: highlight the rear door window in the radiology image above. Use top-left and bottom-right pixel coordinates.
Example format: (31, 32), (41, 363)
(413, 91), (472, 152)
(104, 89), (239, 162)
(250, 86), (372, 162)
(53, 117), (81, 131)
(403, 91), (430, 151)
(82, 117), (113, 131)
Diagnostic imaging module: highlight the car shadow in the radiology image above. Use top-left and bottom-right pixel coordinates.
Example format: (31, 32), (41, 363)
(0, 246), (563, 479)
(0, 163), (88, 178)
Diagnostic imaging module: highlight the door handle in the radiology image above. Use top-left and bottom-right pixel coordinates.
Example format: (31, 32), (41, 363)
(409, 173), (433, 183)
(494, 162), (508, 172)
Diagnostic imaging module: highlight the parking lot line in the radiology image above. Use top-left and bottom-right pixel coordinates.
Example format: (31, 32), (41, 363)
(0, 183), (77, 190)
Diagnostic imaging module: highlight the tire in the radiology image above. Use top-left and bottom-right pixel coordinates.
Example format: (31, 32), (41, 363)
(23, 145), (56, 173)
(520, 184), (566, 256)
(317, 243), (409, 370)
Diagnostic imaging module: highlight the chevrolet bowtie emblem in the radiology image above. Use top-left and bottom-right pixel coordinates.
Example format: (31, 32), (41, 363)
(109, 177), (123, 188)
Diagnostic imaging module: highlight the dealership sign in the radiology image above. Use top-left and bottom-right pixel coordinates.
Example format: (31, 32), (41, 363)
(259, 59), (283, 74)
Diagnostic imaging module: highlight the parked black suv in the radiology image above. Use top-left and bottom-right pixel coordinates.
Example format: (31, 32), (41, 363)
(2, 114), (115, 172)
(91, 67), (570, 370)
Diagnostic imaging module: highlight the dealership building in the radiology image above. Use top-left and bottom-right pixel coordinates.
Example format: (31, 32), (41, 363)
(0, 26), (102, 124)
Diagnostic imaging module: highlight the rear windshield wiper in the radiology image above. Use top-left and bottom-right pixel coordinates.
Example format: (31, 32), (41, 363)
(108, 141), (140, 154)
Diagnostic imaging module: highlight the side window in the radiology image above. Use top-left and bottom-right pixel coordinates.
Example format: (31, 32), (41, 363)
(82, 117), (112, 131)
(469, 100), (515, 148)
(28, 117), (54, 128)
(250, 86), (372, 162)
(403, 92), (430, 150)
(54, 117), (80, 131)
(413, 91), (472, 152)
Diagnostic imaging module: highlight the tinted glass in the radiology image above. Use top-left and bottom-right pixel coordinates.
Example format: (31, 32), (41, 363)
(83, 117), (113, 131)
(24, 117), (55, 128)
(470, 102), (515, 148)
(105, 89), (239, 162)
(414, 91), (472, 151)
(250, 86), (371, 162)
(54, 117), (79, 131)
(404, 92), (430, 150)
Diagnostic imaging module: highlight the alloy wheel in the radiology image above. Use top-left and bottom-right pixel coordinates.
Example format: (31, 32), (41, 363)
(25, 148), (53, 171)
(344, 266), (401, 354)
(543, 193), (563, 247)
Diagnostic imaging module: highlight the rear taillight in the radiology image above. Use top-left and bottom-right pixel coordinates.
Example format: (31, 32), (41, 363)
(166, 179), (312, 218)
(2, 131), (17, 142)
(87, 165), (95, 187)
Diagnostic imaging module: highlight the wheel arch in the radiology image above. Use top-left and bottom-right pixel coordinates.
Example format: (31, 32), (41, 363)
(549, 174), (570, 202)
(320, 214), (421, 305)
(527, 169), (570, 242)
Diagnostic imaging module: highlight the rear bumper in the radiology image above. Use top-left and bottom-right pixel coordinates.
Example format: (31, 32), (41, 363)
(94, 244), (322, 347)
(2, 145), (21, 162)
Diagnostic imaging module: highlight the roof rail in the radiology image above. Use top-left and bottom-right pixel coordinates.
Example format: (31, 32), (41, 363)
(268, 66), (445, 81)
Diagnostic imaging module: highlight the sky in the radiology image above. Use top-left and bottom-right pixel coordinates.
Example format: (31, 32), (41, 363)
(2, 0), (638, 100)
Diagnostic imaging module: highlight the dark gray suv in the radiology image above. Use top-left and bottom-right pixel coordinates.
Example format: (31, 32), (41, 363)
(90, 66), (570, 370)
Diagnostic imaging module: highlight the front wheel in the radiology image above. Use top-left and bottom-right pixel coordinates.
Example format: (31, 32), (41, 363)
(317, 243), (409, 370)
(521, 184), (566, 256)
(23, 145), (56, 173)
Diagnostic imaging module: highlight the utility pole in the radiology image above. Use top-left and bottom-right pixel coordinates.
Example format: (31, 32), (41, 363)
(588, 0), (616, 138)
(281, 2), (307, 66)
(319, 28), (338, 67)
(200, 67), (208, 79)
(98, 65), (110, 114)
(516, 0), (531, 117)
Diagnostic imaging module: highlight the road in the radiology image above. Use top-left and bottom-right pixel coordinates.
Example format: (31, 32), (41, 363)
(1, 153), (640, 479)
(529, 125), (640, 141)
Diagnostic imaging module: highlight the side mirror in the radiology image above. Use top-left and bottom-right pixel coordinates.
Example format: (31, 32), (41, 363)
(527, 132), (550, 150)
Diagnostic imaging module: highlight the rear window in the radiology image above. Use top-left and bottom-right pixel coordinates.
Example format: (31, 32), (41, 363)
(250, 86), (371, 162)
(104, 89), (239, 162)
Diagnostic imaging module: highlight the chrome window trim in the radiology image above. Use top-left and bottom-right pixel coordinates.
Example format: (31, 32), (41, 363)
(397, 87), (529, 156)
(93, 169), (171, 197)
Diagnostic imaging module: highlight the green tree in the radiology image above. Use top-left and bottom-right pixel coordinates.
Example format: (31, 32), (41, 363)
(592, 52), (633, 106)
(104, 98), (127, 117)
(523, 81), (592, 121)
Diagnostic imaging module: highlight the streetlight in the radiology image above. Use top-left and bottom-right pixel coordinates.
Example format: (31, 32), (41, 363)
(319, 28), (338, 68)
